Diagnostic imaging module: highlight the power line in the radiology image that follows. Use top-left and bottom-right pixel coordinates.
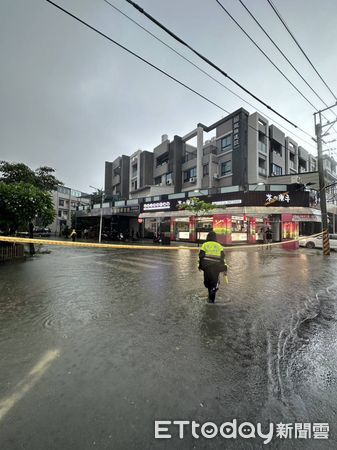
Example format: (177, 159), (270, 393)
(236, 0), (337, 134)
(102, 0), (316, 150)
(123, 0), (312, 133)
(44, 0), (230, 114)
(266, 0), (337, 102)
(45, 0), (316, 159)
(238, 0), (334, 111)
(215, 0), (322, 113)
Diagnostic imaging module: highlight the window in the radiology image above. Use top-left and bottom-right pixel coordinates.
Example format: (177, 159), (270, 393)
(258, 158), (266, 175)
(59, 199), (64, 207)
(258, 132), (266, 153)
(183, 151), (197, 163)
(131, 180), (138, 190)
(156, 152), (169, 166)
(203, 164), (209, 176)
(131, 164), (137, 177)
(258, 119), (266, 127)
(271, 141), (282, 156)
(58, 210), (62, 217)
(165, 172), (173, 184)
(271, 164), (282, 176)
(221, 161), (232, 176)
(183, 167), (197, 182)
(154, 176), (162, 185)
(220, 134), (232, 152)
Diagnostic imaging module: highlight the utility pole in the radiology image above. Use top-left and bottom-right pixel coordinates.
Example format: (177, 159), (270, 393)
(314, 103), (337, 255)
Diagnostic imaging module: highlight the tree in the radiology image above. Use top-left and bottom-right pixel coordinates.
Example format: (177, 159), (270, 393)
(0, 161), (63, 254)
(178, 197), (225, 245)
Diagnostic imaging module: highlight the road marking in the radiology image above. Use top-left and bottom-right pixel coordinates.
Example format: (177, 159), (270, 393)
(95, 261), (141, 274)
(0, 349), (60, 422)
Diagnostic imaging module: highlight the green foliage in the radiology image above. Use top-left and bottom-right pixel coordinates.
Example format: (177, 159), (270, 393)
(178, 197), (218, 216)
(0, 183), (55, 231)
(0, 161), (62, 232)
(0, 161), (62, 191)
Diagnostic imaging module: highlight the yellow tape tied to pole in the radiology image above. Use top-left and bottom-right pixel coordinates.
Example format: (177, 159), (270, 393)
(0, 232), (324, 252)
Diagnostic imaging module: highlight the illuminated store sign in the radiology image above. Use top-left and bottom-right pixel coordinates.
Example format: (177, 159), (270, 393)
(212, 199), (242, 206)
(143, 201), (171, 211)
(265, 193), (290, 204)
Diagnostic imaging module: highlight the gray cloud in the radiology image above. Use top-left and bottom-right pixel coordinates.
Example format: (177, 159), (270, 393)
(1, 0), (337, 191)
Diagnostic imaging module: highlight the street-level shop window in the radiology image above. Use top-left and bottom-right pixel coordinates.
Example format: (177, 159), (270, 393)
(220, 134), (232, 152)
(221, 160), (232, 176)
(203, 164), (209, 176)
(271, 163), (282, 176)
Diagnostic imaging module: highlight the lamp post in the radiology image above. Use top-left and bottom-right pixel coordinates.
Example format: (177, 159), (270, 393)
(89, 185), (104, 243)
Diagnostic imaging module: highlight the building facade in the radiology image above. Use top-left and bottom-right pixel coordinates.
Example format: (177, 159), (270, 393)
(51, 186), (90, 235)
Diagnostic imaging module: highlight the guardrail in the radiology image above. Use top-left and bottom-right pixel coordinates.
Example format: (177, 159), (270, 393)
(0, 243), (24, 262)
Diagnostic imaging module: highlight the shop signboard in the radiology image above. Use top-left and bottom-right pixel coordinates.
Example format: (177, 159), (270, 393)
(140, 191), (310, 213)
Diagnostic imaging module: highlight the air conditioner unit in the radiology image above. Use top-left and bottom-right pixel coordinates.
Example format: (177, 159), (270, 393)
(213, 174), (220, 180)
(166, 179), (172, 185)
(189, 177), (196, 183)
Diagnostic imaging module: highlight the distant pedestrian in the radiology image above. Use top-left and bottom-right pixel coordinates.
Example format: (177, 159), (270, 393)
(131, 228), (135, 240)
(70, 229), (77, 242)
(83, 228), (88, 239)
(265, 227), (273, 249)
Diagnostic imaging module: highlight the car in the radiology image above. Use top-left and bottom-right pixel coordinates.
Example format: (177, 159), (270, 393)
(33, 227), (51, 237)
(299, 234), (337, 250)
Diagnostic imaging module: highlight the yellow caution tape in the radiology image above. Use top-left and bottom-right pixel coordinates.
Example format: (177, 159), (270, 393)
(0, 232), (323, 252)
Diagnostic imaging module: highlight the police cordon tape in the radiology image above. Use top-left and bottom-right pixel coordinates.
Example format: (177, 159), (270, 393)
(0, 232), (324, 252)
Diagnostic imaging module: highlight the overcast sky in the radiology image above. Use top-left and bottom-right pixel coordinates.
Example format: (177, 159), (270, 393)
(1, 0), (337, 192)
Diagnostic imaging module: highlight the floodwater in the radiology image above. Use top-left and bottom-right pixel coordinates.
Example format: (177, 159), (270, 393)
(0, 245), (337, 449)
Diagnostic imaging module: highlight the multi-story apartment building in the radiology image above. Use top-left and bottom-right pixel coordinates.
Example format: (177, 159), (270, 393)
(104, 155), (130, 200)
(51, 186), (90, 234)
(129, 149), (153, 198)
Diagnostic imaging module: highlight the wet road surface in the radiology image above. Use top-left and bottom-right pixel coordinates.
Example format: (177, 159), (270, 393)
(0, 245), (337, 449)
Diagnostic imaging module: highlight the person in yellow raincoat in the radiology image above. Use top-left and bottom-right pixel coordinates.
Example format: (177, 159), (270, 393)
(198, 231), (227, 303)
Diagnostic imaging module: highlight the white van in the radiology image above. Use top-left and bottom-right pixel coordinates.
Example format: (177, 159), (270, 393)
(299, 234), (337, 250)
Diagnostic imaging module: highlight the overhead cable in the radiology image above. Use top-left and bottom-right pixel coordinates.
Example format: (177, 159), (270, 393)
(266, 0), (337, 102)
(45, 0), (316, 155)
(103, 0), (316, 150)
(215, 0), (321, 112)
(238, 0), (335, 111)
(123, 0), (309, 131)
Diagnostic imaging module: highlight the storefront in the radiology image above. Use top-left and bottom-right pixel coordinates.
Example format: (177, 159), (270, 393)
(139, 190), (317, 247)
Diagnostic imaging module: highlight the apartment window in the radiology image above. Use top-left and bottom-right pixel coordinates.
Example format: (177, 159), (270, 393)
(131, 164), (138, 177)
(113, 168), (120, 176)
(203, 164), (209, 176)
(58, 199), (64, 207)
(221, 160), (232, 176)
(165, 172), (173, 184)
(132, 180), (138, 190)
(271, 141), (282, 156)
(258, 132), (267, 153)
(290, 153), (295, 162)
(156, 152), (169, 166)
(183, 167), (197, 182)
(288, 142), (294, 151)
(271, 163), (282, 176)
(183, 150), (197, 163)
(58, 210), (62, 217)
(220, 134), (232, 152)
(154, 176), (162, 185)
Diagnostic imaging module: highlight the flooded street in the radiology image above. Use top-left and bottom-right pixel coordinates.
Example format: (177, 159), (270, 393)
(0, 246), (337, 449)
